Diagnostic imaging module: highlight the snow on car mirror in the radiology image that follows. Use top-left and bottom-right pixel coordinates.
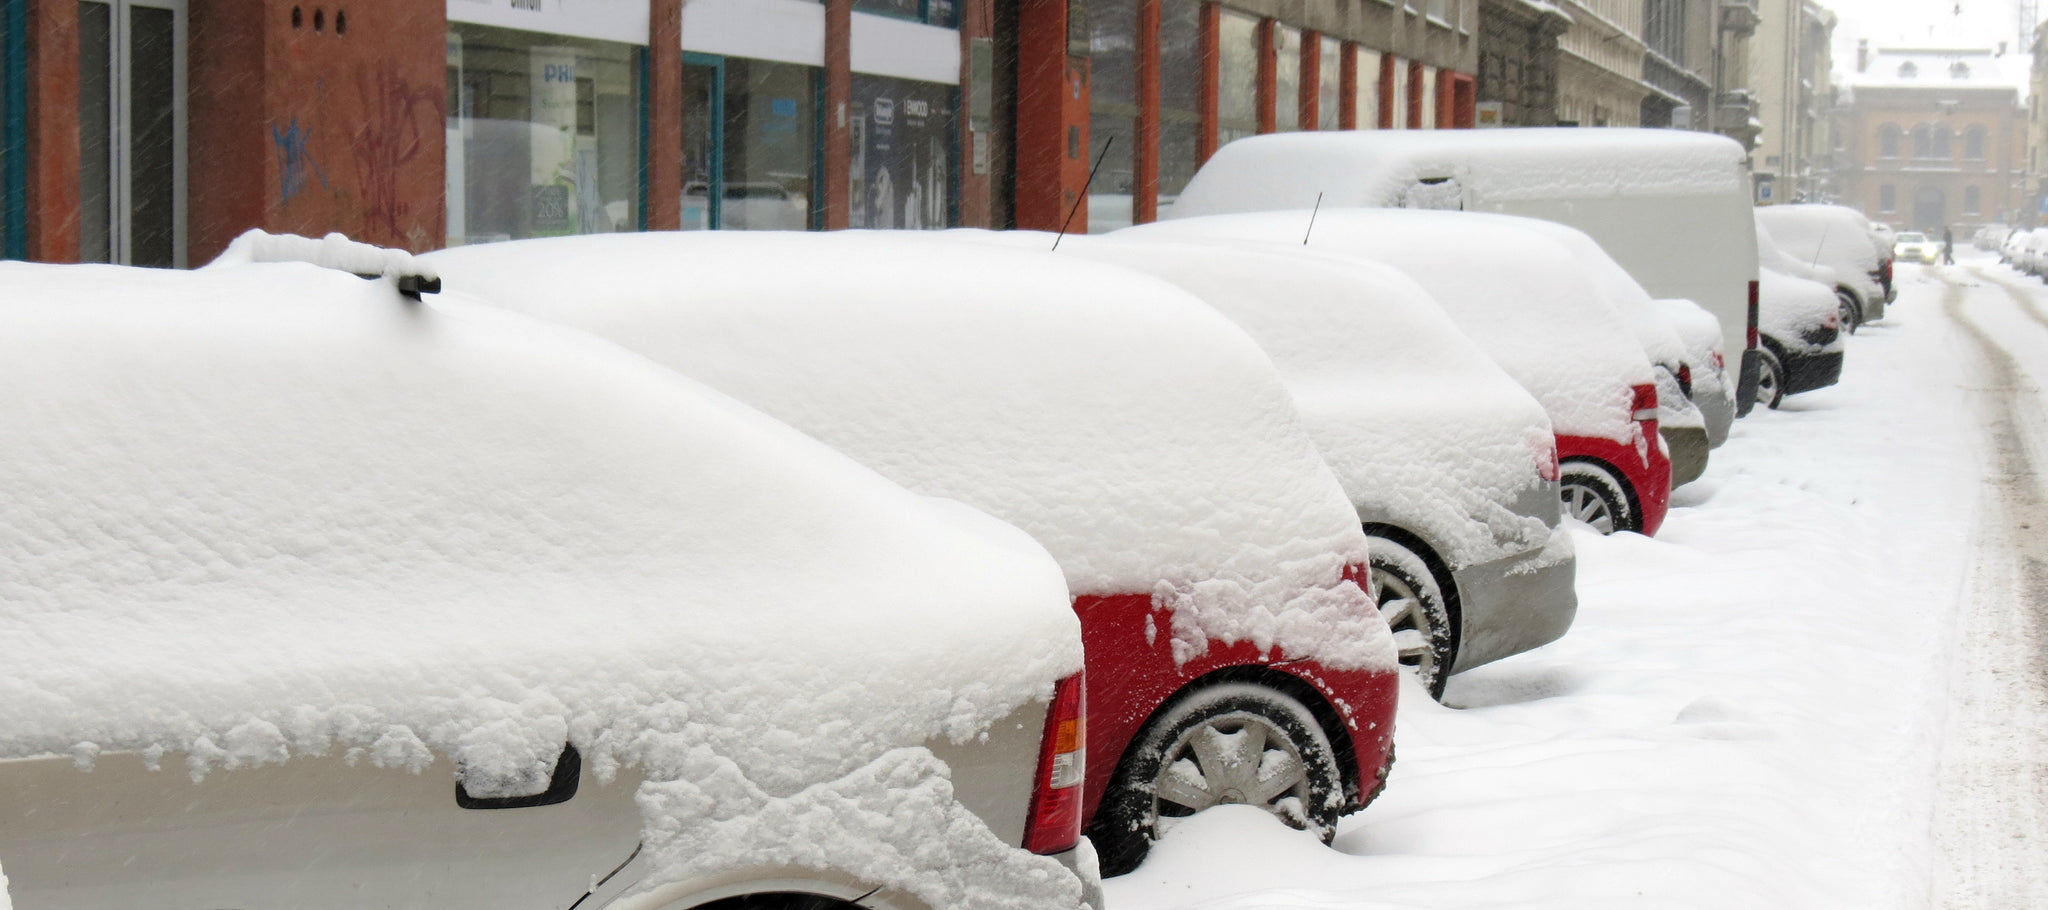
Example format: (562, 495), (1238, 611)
(204, 228), (443, 300)
(1400, 177), (1463, 211)
(456, 744), (581, 810)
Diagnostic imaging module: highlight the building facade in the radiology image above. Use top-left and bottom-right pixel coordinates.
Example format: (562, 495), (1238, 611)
(0, 0), (1481, 265)
(1748, 0), (1831, 202)
(1555, 0), (1648, 127)
(1475, 0), (1568, 127)
(1835, 46), (2027, 231)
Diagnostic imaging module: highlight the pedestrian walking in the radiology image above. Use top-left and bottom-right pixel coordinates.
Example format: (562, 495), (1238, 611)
(1943, 227), (1956, 265)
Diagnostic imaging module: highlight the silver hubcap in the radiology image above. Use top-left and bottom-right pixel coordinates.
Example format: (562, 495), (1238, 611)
(1758, 361), (1781, 404)
(1375, 573), (1438, 687)
(1151, 712), (1312, 831)
(1562, 482), (1617, 533)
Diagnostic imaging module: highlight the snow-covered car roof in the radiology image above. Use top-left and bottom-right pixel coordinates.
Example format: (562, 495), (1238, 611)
(952, 230), (1558, 570)
(0, 261), (1083, 799)
(1758, 268), (1843, 355)
(1121, 209), (1657, 445)
(1474, 216), (1692, 375)
(424, 232), (1393, 672)
(1755, 216), (1844, 288)
(1165, 128), (1751, 220)
(1755, 205), (1885, 274)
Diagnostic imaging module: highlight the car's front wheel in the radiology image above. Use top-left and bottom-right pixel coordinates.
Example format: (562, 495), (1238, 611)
(1559, 459), (1636, 534)
(1091, 682), (1345, 877)
(1837, 290), (1863, 334)
(1756, 347), (1786, 409)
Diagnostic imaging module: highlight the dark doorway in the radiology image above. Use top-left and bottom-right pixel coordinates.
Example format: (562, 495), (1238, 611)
(1914, 185), (1946, 232)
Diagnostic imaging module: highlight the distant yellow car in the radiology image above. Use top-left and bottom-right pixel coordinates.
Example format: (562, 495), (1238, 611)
(1893, 232), (1939, 263)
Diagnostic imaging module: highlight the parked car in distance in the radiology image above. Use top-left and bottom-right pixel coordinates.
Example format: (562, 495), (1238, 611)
(425, 231), (1403, 880)
(1755, 204), (1892, 331)
(971, 230), (1577, 700)
(1164, 128), (1765, 415)
(1893, 231), (1937, 264)
(1655, 298), (1738, 449)
(1125, 209), (1672, 537)
(1752, 268), (1846, 408)
(0, 235), (1101, 910)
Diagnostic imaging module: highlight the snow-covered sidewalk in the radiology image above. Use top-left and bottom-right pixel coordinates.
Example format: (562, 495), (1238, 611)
(1109, 260), (1992, 910)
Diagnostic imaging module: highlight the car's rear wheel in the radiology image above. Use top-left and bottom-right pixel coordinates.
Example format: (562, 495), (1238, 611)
(691, 893), (862, 910)
(1837, 290), (1862, 334)
(1757, 347), (1786, 409)
(1091, 682), (1344, 877)
(1367, 535), (1456, 700)
(1559, 459), (1635, 534)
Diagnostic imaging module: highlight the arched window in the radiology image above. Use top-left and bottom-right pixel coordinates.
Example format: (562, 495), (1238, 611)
(1912, 124), (1933, 158)
(1934, 126), (1953, 158)
(1878, 123), (1902, 158)
(1964, 185), (1982, 214)
(1965, 125), (1987, 160)
(1951, 61), (1972, 79)
(1899, 61), (1919, 78)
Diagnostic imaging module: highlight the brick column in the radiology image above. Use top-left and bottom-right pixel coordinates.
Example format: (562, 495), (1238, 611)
(957, 0), (991, 228)
(1299, 30), (1318, 129)
(1133, 0), (1160, 224)
(1254, 18), (1275, 133)
(1377, 54), (1396, 129)
(1338, 41), (1357, 129)
(824, 0), (851, 230)
(646, 0), (682, 230)
(25, 0), (80, 262)
(1197, 1), (1219, 163)
(1406, 59), (1424, 128)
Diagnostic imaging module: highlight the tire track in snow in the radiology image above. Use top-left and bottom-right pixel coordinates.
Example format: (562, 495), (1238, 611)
(1929, 268), (2048, 910)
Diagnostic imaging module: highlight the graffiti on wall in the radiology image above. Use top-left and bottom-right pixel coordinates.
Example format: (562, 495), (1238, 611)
(270, 117), (331, 206)
(350, 68), (441, 244)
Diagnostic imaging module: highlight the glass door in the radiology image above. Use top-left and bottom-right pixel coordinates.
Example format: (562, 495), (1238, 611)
(80, 0), (185, 267)
(681, 53), (723, 230)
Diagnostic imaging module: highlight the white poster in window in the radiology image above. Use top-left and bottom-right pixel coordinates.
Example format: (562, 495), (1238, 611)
(530, 46), (580, 235)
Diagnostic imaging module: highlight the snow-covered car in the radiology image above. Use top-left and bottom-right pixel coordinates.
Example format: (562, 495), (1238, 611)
(984, 231), (1578, 700)
(1126, 209), (1671, 537)
(1754, 204), (1892, 331)
(0, 239), (1102, 910)
(683, 181), (810, 231)
(1655, 298), (1738, 448)
(1892, 231), (1938, 264)
(1162, 128), (1766, 416)
(1974, 224), (2012, 251)
(423, 231), (1402, 879)
(1752, 267), (1846, 408)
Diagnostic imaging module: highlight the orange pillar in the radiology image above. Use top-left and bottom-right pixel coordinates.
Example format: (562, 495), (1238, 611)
(1299, 30), (1319, 129)
(1134, 0), (1160, 224)
(1197, 2), (1219, 163)
(1377, 54), (1396, 129)
(824, 0), (851, 230)
(25, 0), (80, 262)
(958, 0), (991, 227)
(1016, 0), (1089, 232)
(1254, 19), (1275, 133)
(646, 0), (682, 230)
(1338, 41), (1357, 129)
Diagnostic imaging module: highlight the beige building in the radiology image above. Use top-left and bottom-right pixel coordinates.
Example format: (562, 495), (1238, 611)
(1750, 0), (1835, 202)
(2027, 22), (2048, 223)
(1835, 46), (2028, 230)
(1557, 0), (1650, 126)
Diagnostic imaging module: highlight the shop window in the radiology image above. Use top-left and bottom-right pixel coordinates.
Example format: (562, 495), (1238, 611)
(1217, 10), (1259, 146)
(682, 55), (820, 231)
(1877, 123), (1900, 158)
(1389, 58), (1408, 129)
(1317, 37), (1340, 130)
(1354, 47), (1381, 129)
(1964, 125), (1986, 160)
(1421, 65), (1438, 129)
(79, 0), (183, 267)
(1273, 25), (1301, 132)
(1157, 0), (1201, 204)
(848, 74), (955, 229)
(852, 0), (956, 27)
(1879, 184), (1896, 212)
(1087, 0), (1137, 232)
(1964, 185), (1980, 214)
(1, 0), (16, 258)
(1427, 0), (1449, 22)
(446, 24), (641, 246)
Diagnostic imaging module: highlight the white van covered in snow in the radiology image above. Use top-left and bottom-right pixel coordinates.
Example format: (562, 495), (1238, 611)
(1164, 128), (1764, 414)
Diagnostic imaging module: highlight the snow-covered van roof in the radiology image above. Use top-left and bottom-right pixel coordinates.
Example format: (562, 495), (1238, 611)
(424, 232), (1392, 672)
(951, 229), (1557, 570)
(1122, 209), (1657, 445)
(0, 261), (1084, 806)
(1165, 128), (1752, 220)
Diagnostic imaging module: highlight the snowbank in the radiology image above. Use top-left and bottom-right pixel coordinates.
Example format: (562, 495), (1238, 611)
(953, 229), (1558, 571)
(0, 260), (1085, 908)
(1165, 129), (1751, 220)
(1122, 210), (1657, 446)
(424, 231), (1393, 672)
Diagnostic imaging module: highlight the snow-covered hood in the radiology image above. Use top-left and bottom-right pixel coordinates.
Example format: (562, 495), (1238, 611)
(0, 261), (1083, 798)
(1165, 128), (1750, 220)
(1121, 210), (1658, 447)
(957, 230), (1559, 571)
(1759, 268), (1844, 355)
(424, 232), (1394, 673)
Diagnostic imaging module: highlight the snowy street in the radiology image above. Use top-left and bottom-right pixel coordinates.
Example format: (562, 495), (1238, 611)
(1109, 253), (2048, 910)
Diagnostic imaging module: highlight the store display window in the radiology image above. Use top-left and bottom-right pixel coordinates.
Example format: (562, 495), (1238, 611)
(848, 74), (955, 229)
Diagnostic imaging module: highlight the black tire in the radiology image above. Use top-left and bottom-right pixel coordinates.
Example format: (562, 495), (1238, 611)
(1836, 290), (1862, 334)
(691, 893), (863, 910)
(1367, 535), (1457, 700)
(1559, 459), (1636, 534)
(1757, 346), (1786, 409)
(1090, 682), (1345, 877)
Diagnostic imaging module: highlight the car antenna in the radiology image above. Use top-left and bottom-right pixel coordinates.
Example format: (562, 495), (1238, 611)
(1304, 192), (1325, 245)
(1053, 135), (1116, 252)
(1809, 222), (1831, 272)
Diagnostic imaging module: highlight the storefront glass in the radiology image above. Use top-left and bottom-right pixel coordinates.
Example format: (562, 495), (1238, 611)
(852, 0), (955, 27)
(1274, 25), (1300, 132)
(685, 56), (819, 231)
(1421, 64), (1438, 128)
(1318, 37), (1341, 130)
(1086, 0), (1137, 232)
(78, 0), (181, 267)
(1217, 11), (1258, 145)
(446, 24), (641, 246)
(1354, 47), (1380, 129)
(1157, 0), (1201, 205)
(848, 74), (954, 229)
(1, 0), (16, 258)
(1389, 58), (1408, 129)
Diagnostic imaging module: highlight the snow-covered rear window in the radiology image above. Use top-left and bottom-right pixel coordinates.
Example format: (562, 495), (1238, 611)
(424, 231), (1393, 673)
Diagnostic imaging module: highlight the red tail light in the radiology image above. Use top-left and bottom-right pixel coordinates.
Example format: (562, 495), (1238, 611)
(1746, 280), (1760, 350)
(1631, 384), (1658, 422)
(1676, 363), (1693, 397)
(1024, 673), (1086, 855)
